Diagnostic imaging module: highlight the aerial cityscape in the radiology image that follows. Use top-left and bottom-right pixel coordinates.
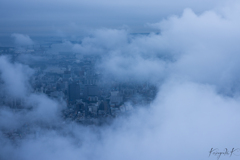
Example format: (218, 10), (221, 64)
(0, 38), (157, 127)
(1, 0), (240, 160)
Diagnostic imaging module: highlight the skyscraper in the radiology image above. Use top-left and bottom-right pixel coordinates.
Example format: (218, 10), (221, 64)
(68, 82), (80, 103)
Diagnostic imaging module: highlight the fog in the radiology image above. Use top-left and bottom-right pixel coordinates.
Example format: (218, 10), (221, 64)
(1, 0), (240, 160)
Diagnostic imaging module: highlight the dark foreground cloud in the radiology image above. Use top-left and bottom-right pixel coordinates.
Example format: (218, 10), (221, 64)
(1, 0), (240, 160)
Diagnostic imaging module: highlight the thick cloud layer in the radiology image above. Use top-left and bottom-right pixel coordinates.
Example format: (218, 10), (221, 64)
(72, 3), (240, 92)
(1, 0), (240, 160)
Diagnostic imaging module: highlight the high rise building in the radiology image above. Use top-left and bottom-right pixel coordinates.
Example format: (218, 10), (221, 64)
(68, 82), (80, 103)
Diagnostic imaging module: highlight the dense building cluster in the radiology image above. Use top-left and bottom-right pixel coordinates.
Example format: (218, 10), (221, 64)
(0, 40), (157, 126)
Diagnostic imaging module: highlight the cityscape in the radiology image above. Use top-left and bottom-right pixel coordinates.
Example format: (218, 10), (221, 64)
(0, 38), (157, 140)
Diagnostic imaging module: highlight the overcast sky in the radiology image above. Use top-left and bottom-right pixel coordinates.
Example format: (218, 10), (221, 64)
(0, 0), (226, 36)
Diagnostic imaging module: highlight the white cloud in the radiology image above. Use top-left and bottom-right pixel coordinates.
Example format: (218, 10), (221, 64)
(0, 56), (33, 98)
(11, 33), (34, 46)
(0, 56), (63, 130)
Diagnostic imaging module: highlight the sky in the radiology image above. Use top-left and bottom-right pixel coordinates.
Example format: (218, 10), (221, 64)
(1, 0), (240, 160)
(0, 0), (226, 36)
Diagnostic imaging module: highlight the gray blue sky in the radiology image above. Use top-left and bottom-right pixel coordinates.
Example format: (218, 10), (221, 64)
(0, 0), (224, 36)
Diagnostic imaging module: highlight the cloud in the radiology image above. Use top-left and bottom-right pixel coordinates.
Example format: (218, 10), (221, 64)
(47, 41), (74, 54)
(0, 56), (63, 131)
(11, 33), (34, 46)
(0, 56), (34, 98)
(97, 53), (168, 83)
(1, 81), (240, 160)
(154, 6), (240, 93)
(73, 29), (128, 55)
(81, 2), (240, 91)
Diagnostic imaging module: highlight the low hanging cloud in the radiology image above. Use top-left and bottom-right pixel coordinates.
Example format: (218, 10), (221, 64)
(0, 56), (63, 132)
(1, 79), (240, 160)
(73, 1), (240, 92)
(47, 41), (74, 54)
(0, 56), (34, 98)
(157, 6), (240, 94)
(11, 33), (34, 46)
(72, 29), (128, 55)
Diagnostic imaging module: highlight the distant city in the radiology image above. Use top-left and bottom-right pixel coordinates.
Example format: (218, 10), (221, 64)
(0, 37), (157, 130)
